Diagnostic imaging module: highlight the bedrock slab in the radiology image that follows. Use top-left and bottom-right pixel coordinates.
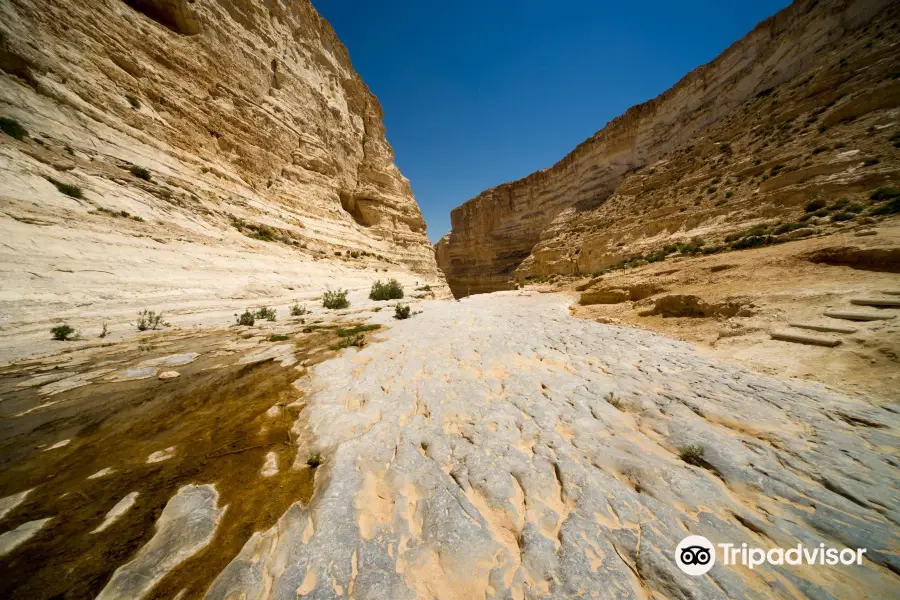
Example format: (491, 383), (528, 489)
(207, 292), (899, 599)
(98, 484), (225, 600)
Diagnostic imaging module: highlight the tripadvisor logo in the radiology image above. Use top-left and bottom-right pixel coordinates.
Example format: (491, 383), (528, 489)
(676, 536), (715, 575)
(675, 535), (867, 576)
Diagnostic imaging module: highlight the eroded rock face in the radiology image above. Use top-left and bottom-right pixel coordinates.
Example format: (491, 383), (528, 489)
(436, 0), (899, 295)
(207, 292), (899, 599)
(0, 0), (447, 337)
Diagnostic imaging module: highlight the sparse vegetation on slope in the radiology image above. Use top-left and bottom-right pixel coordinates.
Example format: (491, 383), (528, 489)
(678, 444), (705, 466)
(51, 324), (76, 341)
(235, 310), (255, 326)
(369, 279), (404, 301)
(130, 165), (152, 181)
(322, 289), (350, 310)
(46, 177), (83, 199)
(254, 306), (276, 322)
(137, 310), (168, 331)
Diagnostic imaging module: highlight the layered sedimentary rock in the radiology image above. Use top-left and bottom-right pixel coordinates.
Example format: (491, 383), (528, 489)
(0, 0), (446, 342)
(437, 0), (899, 296)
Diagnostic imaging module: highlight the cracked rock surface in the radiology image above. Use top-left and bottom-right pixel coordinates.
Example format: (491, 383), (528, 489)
(207, 292), (899, 599)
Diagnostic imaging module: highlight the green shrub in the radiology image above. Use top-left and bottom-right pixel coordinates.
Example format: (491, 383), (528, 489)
(844, 203), (865, 213)
(337, 324), (380, 337)
(394, 303), (411, 320)
(307, 453), (323, 468)
(322, 289), (350, 309)
(678, 444), (705, 466)
(268, 334), (290, 342)
(828, 198), (849, 211)
(774, 222), (805, 235)
(813, 208), (829, 217)
(831, 211), (855, 222)
(255, 306), (276, 321)
(725, 225), (768, 243)
(255, 227), (276, 242)
(137, 309), (168, 331)
(51, 324), (76, 341)
(730, 235), (775, 250)
(870, 187), (900, 201)
(0, 116), (27, 140)
(804, 199), (826, 212)
(871, 198), (900, 215)
(863, 157), (880, 167)
(369, 279), (404, 301)
(235, 310), (255, 326)
(330, 333), (366, 350)
(130, 165), (151, 181)
(46, 177), (83, 198)
(290, 303), (307, 317)
(604, 391), (623, 410)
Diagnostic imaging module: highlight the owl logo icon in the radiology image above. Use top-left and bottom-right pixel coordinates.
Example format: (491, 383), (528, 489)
(675, 536), (716, 575)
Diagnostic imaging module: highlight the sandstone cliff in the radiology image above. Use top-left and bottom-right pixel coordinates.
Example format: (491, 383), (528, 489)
(437, 0), (899, 296)
(0, 0), (446, 349)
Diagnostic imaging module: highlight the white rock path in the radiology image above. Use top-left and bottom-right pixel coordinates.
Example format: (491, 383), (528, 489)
(201, 292), (899, 599)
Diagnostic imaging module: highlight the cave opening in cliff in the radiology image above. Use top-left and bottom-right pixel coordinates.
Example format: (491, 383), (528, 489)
(339, 191), (377, 227)
(121, 0), (201, 35)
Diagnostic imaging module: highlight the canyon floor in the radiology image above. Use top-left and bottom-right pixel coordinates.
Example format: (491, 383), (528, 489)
(1, 285), (898, 599)
(564, 224), (900, 402)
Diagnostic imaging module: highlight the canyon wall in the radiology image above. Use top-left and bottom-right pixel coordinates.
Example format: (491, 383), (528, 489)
(0, 0), (446, 345)
(437, 0), (899, 296)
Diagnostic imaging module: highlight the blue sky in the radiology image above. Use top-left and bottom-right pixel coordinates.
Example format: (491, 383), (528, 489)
(313, 1), (792, 242)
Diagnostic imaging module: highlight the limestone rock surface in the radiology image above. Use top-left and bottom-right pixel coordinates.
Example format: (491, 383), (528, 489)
(207, 292), (899, 599)
(0, 0), (447, 352)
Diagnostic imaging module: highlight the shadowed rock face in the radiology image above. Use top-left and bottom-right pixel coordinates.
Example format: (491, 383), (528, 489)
(123, 0), (201, 35)
(0, 0), (447, 336)
(436, 0), (899, 296)
(206, 292), (899, 599)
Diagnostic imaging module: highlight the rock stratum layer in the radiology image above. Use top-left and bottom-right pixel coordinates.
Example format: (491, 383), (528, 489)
(0, 0), (446, 351)
(437, 0), (900, 296)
